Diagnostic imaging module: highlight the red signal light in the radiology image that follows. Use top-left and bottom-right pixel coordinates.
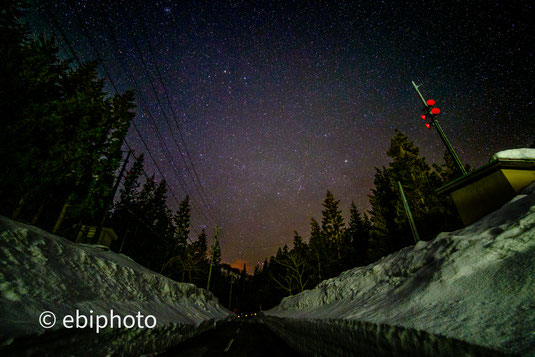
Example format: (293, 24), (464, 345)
(426, 99), (436, 106)
(425, 123), (431, 129)
(420, 115), (426, 120)
(431, 108), (440, 115)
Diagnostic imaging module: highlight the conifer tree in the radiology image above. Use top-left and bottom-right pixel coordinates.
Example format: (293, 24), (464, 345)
(434, 150), (468, 183)
(1, 4), (136, 233)
(195, 229), (208, 259)
(212, 238), (221, 266)
(369, 129), (462, 259)
(173, 196), (191, 254)
(320, 190), (345, 276)
(345, 202), (371, 267)
(308, 217), (324, 282)
(321, 190), (345, 243)
(118, 154), (144, 209)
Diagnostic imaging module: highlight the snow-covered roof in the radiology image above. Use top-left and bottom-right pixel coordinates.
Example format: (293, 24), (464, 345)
(490, 148), (535, 161)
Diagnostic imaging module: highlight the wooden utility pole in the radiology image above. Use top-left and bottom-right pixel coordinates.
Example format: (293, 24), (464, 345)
(397, 181), (420, 243)
(411, 81), (467, 176)
(94, 150), (132, 243)
(228, 277), (234, 310)
(206, 226), (220, 292)
(52, 202), (69, 234)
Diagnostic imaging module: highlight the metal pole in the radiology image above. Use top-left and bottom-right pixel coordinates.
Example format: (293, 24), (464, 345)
(411, 81), (467, 176)
(228, 278), (233, 310)
(119, 227), (129, 253)
(94, 150), (132, 243)
(397, 181), (420, 243)
(206, 226), (220, 292)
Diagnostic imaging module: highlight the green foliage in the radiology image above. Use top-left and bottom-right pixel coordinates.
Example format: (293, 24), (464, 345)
(111, 168), (173, 271)
(345, 202), (371, 267)
(433, 150), (469, 183)
(247, 130), (465, 312)
(172, 196), (191, 256)
(368, 130), (462, 258)
(0, 4), (135, 234)
(212, 239), (222, 266)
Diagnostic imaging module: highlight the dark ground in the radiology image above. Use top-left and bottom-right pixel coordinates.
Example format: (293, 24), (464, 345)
(161, 317), (298, 356)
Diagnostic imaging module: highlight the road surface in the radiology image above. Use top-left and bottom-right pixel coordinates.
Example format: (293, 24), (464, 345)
(161, 317), (298, 356)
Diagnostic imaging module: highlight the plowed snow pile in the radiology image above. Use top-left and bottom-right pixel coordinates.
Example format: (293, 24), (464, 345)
(267, 182), (535, 355)
(0, 217), (229, 355)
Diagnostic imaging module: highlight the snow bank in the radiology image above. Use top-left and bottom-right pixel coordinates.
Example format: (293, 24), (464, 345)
(266, 182), (535, 355)
(491, 147), (535, 160)
(0, 217), (230, 355)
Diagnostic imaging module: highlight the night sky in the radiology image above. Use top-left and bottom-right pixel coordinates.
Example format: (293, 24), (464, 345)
(27, 0), (533, 271)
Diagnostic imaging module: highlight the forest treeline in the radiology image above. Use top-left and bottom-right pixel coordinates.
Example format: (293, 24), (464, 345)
(245, 132), (466, 310)
(0, 1), (236, 309)
(0, 1), (228, 298)
(2, 2), (466, 312)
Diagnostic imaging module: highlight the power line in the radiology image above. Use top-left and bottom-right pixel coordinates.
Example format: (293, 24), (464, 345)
(61, 0), (214, 227)
(40, 3), (82, 67)
(91, 11), (215, 227)
(40, 2), (204, 237)
(65, 0), (117, 93)
(114, 182), (195, 243)
(123, 13), (220, 227)
(136, 16), (220, 226)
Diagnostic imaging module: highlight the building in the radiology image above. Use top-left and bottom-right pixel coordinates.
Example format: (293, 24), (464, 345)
(437, 149), (535, 225)
(75, 225), (118, 248)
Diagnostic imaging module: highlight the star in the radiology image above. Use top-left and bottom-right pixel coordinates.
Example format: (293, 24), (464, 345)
(29, 0), (533, 270)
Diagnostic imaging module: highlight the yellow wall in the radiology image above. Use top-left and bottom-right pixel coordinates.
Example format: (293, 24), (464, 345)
(451, 170), (516, 225)
(501, 169), (535, 193)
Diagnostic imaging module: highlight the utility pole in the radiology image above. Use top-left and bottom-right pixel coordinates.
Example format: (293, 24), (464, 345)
(228, 277), (234, 310)
(397, 181), (420, 243)
(119, 227), (129, 253)
(94, 150), (132, 243)
(206, 226), (220, 292)
(411, 81), (467, 176)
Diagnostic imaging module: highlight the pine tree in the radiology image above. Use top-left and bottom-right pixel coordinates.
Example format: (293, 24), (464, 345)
(195, 229), (208, 259)
(321, 190), (345, 243)
(108, 154), (144, 251)
(1, 17), (68, 219)
(212, 238), (221, 266)
(320, 190), (345, 276)
(118, 154), (144, 209)
(173, 196), (191, 257)
(308, 217), (324, 282)
(1, 5), (136, 233)
(369, 129), (462, 260)
(434, 150), (469, 183)
(345, 202), (371, 267)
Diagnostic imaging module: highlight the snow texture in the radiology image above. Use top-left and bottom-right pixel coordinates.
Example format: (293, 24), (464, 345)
(491, 148), (535, 161)
(267, 181), (535, 355)
(0, 217), (229, 355)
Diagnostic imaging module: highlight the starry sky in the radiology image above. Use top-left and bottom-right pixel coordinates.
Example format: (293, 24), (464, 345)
(27, 0), (533, 271)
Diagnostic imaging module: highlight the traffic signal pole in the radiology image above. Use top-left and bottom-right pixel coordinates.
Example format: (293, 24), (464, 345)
(411, 81), (467, 176)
